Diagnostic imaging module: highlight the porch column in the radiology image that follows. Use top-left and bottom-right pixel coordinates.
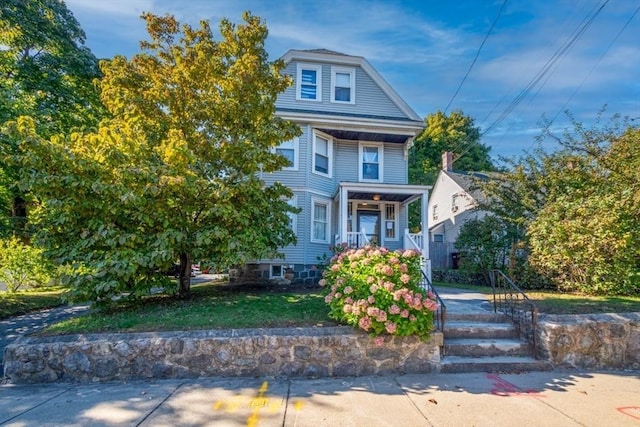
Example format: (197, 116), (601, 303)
(421, 188), (431, 282)
(339, 185), (348, 245)
(421, 188), (429, 260)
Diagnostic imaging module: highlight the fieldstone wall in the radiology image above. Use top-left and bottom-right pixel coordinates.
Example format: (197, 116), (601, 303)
(536, 313), (640, 369)
(3, 327), (443, 383)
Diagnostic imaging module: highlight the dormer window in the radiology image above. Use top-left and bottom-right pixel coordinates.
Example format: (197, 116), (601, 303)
(331, 66), (355, 103)
(297, 63), (322, 101)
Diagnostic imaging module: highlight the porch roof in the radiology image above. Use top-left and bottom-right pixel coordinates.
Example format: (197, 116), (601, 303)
(336, 182), (432, 204)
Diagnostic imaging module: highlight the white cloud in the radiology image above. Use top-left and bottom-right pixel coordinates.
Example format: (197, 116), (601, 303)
(65, 0), (155, 17)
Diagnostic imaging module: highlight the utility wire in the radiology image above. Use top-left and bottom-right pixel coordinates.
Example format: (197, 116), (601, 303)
(443, 0), (508, 114)
(521, 3), (640, 155)
(479, 0), (610, 138)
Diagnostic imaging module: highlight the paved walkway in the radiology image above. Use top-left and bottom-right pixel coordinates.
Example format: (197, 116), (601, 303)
(2, 284), (639, 426)
(1, 369), (638, 426)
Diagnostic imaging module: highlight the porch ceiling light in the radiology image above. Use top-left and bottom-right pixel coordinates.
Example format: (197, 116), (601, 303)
(372, 194), (381, 201)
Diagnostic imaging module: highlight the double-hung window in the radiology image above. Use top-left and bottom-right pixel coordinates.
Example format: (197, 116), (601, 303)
(312, 199), (331, 243)
(313, 133), (333, 177)
(275, 138), (298, 170)
(287, 195), (298, 233)
(385, 203), (398, 240)
(331, 66), (355, 103)
(359, 143), (383, 182)
(297, 64), (322, 101)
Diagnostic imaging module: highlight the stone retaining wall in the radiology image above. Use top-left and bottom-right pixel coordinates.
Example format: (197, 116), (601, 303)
(3, 327), (443, 383)
(536, 312), (640, 369)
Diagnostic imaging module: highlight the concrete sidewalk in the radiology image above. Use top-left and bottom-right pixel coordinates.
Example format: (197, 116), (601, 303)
(1, 370), (638, 426)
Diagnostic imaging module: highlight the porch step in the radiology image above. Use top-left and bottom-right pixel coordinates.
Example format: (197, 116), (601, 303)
(444, 338), (532, 357)
(440, 310), (548, 373)
(440, 356), (552, 374)
(444, 321), (519, 339)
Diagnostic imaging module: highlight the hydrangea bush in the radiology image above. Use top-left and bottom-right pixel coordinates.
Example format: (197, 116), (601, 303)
(320, 245), (438, 341)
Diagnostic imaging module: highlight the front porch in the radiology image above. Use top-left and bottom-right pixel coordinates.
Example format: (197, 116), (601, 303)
(333, 182), (432, 279)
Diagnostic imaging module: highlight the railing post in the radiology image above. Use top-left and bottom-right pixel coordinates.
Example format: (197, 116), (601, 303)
(489, 269), (497, 313)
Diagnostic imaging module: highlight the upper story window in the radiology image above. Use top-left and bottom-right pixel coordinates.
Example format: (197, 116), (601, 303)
(297, 63), (322, 101)
(359, 143), (383, 182)
(275, 138), (299, 170)
(451, 193), (460, 212)
(331, 66), (355, 103)
(313, 132), (333, 177)
(432, 204), (439, 221)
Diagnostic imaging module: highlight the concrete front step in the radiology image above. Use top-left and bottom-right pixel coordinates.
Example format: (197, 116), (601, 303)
(446, 312), (509, 323)
(444, 338), (532, 357)
(444, 321), (519, 339)
(440, 356), (552, 374)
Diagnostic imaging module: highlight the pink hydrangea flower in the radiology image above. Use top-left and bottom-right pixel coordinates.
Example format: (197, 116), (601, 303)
(400, 274), (410, 284)
(400, 309), (410, 318)
(318, 279), (327, 287)
(399, 263), (408, 273)
(388, 256), (400, 265)
(345, 297), (354, 304)
(389, 304), (401, 315)
(373, 336), (384, 346)
(382, 265), (394, 276)
(376, 311), (387, 322)
(385, 321), (397, 334)
(369, 284), (379, 293)
(344, 286), (353, 294)
(331, 264), (340, 271)
(343, 304), (352, 313)
(324, 295), (333, 303)
(359, 316), (372, 330)
(368, 295), (376, 304)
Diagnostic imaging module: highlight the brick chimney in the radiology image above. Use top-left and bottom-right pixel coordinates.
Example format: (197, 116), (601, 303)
(442, 151), (453, 171)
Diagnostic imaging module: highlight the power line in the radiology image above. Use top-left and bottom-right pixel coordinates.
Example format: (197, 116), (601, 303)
(479, 0), (610, 138)
(443, 0), (508, 114)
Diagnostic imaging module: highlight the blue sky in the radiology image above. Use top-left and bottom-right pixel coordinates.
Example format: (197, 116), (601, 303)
(65, 0), (639, 160)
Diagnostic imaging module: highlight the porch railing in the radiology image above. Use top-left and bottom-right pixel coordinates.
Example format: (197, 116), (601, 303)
(489, 269), (538, 355)
(420, 270), (446, 332)
(335, 229), (370, 248)
(403, 229), (424, 252)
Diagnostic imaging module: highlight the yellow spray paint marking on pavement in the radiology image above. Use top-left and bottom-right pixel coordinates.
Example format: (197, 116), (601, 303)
(246, 381), (269, 427)
(212, 381), (283, 426)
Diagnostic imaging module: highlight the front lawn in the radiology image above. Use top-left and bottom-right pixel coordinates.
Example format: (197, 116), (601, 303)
(40, 282), (334, 336)
(0, 289), (66, 319)
(434, 282), (640, 314)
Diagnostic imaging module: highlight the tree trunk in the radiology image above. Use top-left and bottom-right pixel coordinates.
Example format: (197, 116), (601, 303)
(178, 252), (192, 297)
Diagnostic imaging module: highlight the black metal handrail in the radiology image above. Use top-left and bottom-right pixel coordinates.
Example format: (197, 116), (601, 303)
(421, 270), (446, 332)
(489, 269), (538, 354)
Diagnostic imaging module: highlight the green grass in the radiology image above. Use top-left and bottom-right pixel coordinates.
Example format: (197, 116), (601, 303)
(0, 288), (66, 319)
(435, 281), (640, 314)
(40, 283), (335, 336)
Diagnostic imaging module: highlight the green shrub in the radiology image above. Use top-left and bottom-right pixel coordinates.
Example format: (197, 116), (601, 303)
(320, 245), (437, 341)
(0, 238), (56, 292)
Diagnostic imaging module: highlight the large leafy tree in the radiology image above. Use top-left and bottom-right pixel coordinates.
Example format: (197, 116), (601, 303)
(479, 114), (639, 295)
(0, 0), (104, 237)
(409, 110), (494, 186)
(12, 12), (300, 302)
(527, 121), (639, 295)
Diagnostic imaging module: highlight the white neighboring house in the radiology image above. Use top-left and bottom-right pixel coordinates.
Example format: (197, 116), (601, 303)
(428, 152), (491, 268)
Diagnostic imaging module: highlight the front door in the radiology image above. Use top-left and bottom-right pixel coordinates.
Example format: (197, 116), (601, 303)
(357, 211), (380, 246)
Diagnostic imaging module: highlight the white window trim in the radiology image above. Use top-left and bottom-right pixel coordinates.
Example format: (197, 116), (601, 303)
(274, 137), (299, 171)
(296, 63), (322, 102)
(358, 142), (384, 182)
(311, 197), (332, 244)
(330, 66), (355, 104)
(383, 202), (399, 241)
(270, 265), (283, 278)
(312, 131), (333, 178)
(288, 195), (298, 235)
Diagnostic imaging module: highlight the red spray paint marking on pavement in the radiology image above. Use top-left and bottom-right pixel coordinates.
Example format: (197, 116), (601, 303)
(487, 374), (546, 397)
(617, 406), (640, 420)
